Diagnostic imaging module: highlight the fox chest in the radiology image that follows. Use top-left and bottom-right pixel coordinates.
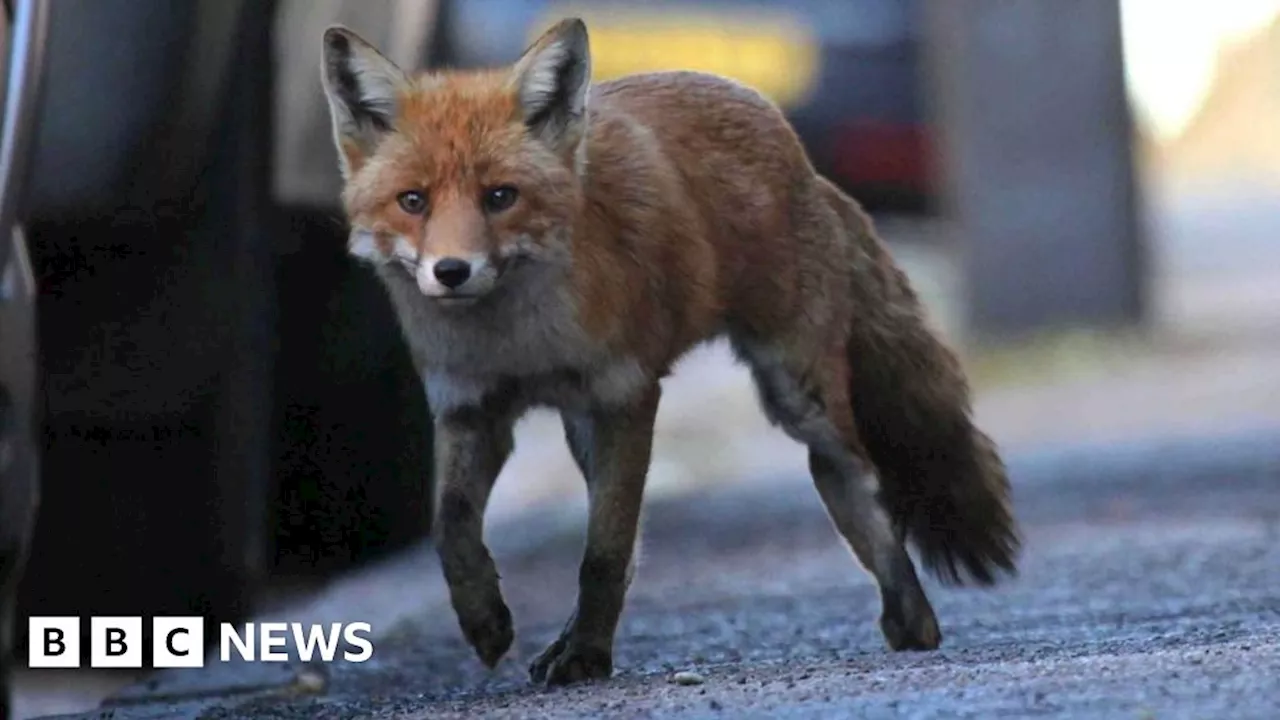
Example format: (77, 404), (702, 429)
(422, 358), (648, 417)
(412, 326), (650, 416)
(379, 272), (649, 415)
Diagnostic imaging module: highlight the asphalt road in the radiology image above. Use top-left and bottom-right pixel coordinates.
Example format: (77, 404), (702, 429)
(54, 429), (1280, 720)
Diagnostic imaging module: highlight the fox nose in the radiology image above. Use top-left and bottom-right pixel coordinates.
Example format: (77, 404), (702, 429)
(432, 257), (472, 289)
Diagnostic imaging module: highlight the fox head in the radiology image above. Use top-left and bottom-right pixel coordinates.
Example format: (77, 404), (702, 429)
(320, 19), (591, 303)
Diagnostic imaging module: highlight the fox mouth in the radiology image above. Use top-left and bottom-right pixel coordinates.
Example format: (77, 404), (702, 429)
(432, 293), (482, 306)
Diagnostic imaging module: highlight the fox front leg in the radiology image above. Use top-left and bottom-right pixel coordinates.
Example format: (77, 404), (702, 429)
(529, 385), (660, 686)
(435, 408), (516, 668)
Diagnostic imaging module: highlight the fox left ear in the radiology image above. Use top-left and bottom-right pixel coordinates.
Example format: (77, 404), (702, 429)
(320, 25), (412, 178)
(511, 18), (591, 148)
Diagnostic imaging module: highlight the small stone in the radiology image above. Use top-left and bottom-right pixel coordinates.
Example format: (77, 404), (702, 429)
(294, 668), (327, 693)
(672, 670), (706, 686)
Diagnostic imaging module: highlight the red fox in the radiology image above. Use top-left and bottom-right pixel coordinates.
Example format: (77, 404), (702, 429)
(320, 18), (1019, 686)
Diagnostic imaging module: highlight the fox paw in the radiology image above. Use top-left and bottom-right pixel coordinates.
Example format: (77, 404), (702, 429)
(528, 636), (612, 686)
(457, 591), (514, 668)
(879, 600), (942, 652)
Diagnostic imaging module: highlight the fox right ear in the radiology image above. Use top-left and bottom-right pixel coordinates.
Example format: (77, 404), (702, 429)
(511, 19), (591, 148)
(320, 26), (411, 177)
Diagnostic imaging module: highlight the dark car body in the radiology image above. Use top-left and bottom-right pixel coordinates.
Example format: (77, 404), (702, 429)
(3, 0), (434, 675)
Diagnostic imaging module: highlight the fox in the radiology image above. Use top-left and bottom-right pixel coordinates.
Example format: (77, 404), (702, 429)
(319, 18), (1019, 686)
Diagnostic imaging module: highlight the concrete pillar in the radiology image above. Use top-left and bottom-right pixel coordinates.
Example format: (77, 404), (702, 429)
(921, 0), (1147, 341)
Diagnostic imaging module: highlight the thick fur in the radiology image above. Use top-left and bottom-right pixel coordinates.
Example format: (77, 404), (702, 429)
(319, 19), (1020, 686)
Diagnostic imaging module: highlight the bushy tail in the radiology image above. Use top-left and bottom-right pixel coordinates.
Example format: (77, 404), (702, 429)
(823, 180), (1019, 585)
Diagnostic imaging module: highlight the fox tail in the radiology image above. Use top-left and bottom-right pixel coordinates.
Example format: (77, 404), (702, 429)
(825, 179), (1020, 585)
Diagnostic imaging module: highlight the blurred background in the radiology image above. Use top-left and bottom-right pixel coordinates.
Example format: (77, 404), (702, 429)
(2, 0), (1277, 717)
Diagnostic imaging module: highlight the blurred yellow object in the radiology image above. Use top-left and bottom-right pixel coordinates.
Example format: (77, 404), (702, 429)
(534, 7), (821, 109)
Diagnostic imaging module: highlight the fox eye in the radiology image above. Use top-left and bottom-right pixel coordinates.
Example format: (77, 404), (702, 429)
(482, 185), (519, 214)
(397, 190), (428, 215)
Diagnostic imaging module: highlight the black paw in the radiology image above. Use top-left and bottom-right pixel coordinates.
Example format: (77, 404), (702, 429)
(879, 594), (942, 651)
(528, 636), (612, 686)
(457, 591), (514, 668)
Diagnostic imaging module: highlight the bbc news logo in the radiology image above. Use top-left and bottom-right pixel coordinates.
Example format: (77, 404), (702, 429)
(29, 617), (373, 668)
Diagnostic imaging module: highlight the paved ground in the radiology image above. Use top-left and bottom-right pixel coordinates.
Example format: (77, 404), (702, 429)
(40, 425), (1280, 720)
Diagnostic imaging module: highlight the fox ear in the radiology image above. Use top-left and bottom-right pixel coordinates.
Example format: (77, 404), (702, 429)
(320, 25), (411, 177)
(511, 19), (591, 147)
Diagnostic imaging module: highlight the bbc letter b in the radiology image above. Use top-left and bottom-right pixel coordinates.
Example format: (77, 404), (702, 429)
(29, 617), (80, 668)
(91, 617), (143, 668)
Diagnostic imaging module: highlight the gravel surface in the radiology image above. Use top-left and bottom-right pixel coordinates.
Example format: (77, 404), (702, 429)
(57, 429), (1280, 720)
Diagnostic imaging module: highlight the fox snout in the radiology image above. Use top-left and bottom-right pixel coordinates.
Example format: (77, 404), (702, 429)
(432, 257), (473, 288)
(414, 253), (501, 300)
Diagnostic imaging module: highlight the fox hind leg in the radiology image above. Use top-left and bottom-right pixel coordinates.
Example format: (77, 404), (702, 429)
(738, 339), (942, 651)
